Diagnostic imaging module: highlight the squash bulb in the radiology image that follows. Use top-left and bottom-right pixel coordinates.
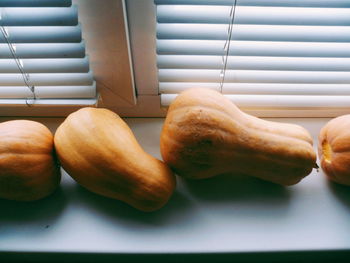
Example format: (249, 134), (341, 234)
(318, 115), (350, 186)
(0, 120), (61, 201)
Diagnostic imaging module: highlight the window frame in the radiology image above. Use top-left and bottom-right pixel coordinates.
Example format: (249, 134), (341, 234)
(3, 0), (350, 118)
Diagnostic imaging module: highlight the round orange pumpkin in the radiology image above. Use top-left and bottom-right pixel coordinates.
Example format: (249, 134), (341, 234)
(0, 120), (61, 201)
(319, 114), (350, 185)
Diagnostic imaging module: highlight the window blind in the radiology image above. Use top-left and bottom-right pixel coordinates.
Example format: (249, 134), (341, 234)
(155, 0), (350, 110)
(0, 0), (96, 106)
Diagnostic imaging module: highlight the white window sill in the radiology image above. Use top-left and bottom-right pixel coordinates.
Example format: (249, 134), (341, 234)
(1, 117), (349, 260)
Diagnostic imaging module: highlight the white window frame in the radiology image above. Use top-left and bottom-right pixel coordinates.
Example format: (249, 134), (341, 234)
(113, 0), (165, 117)
(2, 0), (350, 118)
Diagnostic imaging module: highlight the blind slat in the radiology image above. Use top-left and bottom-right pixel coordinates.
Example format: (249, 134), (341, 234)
(0, 42), (85, 58)
(0, 98), (97, 106)
(1, 7), (78, 26)
(0, 26), (81, 43)
(159, 82), (350, 95)
(0, 72), (94, 86)
(0, 57), (89, 73)
(158, 55), (350, 71)
(157, 24), (350, 42)
(157, 40), (350, 57)
(159, 82), (220, 93)
(159, 69), (350, 84)
(0, 82), (96, 99)
(0, 0), (71, 7)
(157, 6), (350, 26)
(222, 83), (350, 95)
(161, 94), (350, 108)
(155, 0), (350, 8)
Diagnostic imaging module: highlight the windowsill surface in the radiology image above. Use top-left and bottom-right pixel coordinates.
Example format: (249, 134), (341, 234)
(1, 117), (350, 259)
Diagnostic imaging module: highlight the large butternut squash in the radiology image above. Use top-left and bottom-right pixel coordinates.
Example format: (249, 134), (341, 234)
(54, 108), (176, 212)
(0, 120), (60, 201)
(318, 114), (350, 185)
(160, 88), (316, 186)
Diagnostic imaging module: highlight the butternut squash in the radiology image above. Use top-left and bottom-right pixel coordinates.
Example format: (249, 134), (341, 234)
(0, 120), (60, 201)
(54, 108), (176, 212)
(160, 88), (316, 186)
(318, 114), (350, 185)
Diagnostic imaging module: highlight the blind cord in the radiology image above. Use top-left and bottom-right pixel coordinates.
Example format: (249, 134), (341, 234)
(220, 0), (238, 93)
(0, 11), (36, 106)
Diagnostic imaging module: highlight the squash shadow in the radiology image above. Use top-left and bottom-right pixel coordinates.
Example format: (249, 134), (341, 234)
(0, 186), (67, 224)
(182, 173), (291, 206)
(328, 180), (350, 209)
(69, 183), (194, 227)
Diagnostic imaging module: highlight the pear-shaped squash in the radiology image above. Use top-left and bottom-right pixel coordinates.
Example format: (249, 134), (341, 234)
(160, 88), (316, 186)
(54, 108), (176, 212)
(0, 120), (60, 201)
(318, 114), (350, 185)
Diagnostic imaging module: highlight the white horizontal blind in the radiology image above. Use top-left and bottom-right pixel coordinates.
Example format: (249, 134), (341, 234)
(156, 0), (350, 110)
(0, 0), (96, 106)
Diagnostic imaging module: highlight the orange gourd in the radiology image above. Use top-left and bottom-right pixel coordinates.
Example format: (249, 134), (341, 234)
(54, 108), (176, 212)
(160, 88), (317, 186)
(0, 120), (60, 201)
(318, 114), (350, 185)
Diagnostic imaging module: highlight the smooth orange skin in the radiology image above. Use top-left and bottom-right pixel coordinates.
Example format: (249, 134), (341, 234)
(160, 88), (316, 186)
(54, 108), (176, 212)
(318, 114), (350, 186)
(0, 120), (61, 201)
